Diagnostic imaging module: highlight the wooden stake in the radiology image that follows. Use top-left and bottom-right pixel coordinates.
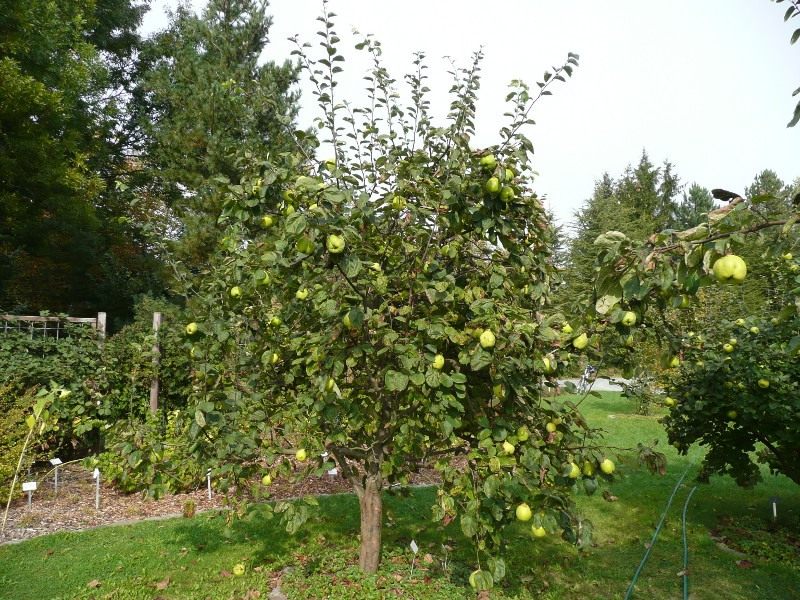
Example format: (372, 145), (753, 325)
(149, 312), (162, 413)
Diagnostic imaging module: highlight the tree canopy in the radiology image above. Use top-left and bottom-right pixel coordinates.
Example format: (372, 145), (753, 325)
(0, 0), (160, 322)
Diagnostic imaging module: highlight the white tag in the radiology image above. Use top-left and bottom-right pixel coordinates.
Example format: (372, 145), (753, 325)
(327, 468), (338, 476)
(49, 458), (62, 465)
(22, 481), (37, 492)
(320, 451), (329, 458)
(93, 468), (100, 479)
(410, 540), (418, 554)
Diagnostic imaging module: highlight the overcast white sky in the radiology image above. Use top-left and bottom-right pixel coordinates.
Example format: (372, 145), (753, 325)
(142, 1), (799, 229)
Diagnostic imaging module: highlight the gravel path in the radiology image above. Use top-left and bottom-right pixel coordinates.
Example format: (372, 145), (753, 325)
(559, 377), (629, 391)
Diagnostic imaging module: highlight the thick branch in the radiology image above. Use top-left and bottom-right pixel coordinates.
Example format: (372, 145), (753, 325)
(655, 217), (796, 256)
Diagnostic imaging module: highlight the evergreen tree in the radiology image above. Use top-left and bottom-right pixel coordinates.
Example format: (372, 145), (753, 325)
(136, 0), (300, 268)
(559, 153), (684, 312)
(673, 184), (715, 229)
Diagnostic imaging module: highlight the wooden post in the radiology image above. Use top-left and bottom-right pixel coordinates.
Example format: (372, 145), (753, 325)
(96, 312), (107, 340)
(149, 312), (162, 414)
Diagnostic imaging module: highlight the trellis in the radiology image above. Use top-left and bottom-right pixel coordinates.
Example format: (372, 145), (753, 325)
(0, 313), (107, 340)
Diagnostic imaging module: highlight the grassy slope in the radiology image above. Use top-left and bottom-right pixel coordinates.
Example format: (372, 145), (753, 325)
(0, 393), (797, 599)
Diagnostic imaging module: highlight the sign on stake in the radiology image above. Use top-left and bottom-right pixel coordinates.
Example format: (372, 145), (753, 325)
(409, 539), (419, 576)
(769, 496), (780, 523)
(22, 481), (37, 507)
(93, 468), (100, 510)
(49, 458), (62, 493)
(207, 469), (212, 499)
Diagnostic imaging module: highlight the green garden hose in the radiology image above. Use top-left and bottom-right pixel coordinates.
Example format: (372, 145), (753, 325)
(682, 486), (698, 600)
(623, 463), (694, 600)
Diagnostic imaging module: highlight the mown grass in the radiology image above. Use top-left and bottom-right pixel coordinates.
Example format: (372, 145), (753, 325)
(0, 393), (797, 599)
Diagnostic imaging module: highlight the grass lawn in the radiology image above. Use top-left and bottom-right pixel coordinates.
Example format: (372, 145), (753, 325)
(1, 393), (798, 599)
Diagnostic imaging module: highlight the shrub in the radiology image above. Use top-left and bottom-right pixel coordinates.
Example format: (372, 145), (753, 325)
(91, 409), (204, 497)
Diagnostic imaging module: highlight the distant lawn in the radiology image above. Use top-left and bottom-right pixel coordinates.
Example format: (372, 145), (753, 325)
(1, 393), (798, 599)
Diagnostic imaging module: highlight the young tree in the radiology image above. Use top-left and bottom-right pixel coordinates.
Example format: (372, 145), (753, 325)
(180, 9), (616, 585)
(136, 0), (300, 268)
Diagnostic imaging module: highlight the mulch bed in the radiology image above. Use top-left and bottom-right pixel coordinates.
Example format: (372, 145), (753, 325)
(1, 462), (445, 545)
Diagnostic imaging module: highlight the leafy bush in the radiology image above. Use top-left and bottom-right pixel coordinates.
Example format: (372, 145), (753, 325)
(100, 296), (194, 419)
(663, 313), (800, 486)
(0, 386), (44, 501)
(0, 385), (57, 506)
(0, 322), (105, 455)
(0, 297), (194, 473)
(91, 409), (204, 497)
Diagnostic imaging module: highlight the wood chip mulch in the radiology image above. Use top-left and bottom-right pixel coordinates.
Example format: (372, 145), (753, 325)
(1, 462), (445, 545)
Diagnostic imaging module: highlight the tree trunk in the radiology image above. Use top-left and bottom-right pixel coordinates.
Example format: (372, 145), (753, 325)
(358, 474), (383, 573)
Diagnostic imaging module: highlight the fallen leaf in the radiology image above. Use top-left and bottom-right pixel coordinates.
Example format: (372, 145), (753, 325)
(87, 579), (101, 589)
(736, 559), (753, 569)
(155, 577), (170, 590)
(393, 573), (403, 582)
(220, 569), (232, 578)
(602, 490), (619, 502)
(243, 589), (261, 599)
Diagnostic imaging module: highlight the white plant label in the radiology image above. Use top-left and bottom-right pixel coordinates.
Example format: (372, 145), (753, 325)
(49, 458), (62, 466)
(410, 540), (418, 554)
(22, 481), (37, 492)
(93, 468), (100, 480)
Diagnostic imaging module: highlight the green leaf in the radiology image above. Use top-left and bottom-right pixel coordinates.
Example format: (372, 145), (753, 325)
(749, 193), (775, 205)
(194, 410), (206, 428)
(782, 214), (799, 235)
(483, 475), (500, 498)
(471, 570), (494, 591)
(788, 101), (800, 128)
(385, 370), (409, 392)
(441, 419), (453, 436)
(284, 213), (307, 235)
(460, 513), (478, 537)
(487, 556), (506, 582)
(25, 414), (36, 431)
(595, 294), (620, 315)
(425, 370), (441, 388)
(340, 255), (362, 278)
(33, 395), (49, 419)
(470, 348), (493, 371)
